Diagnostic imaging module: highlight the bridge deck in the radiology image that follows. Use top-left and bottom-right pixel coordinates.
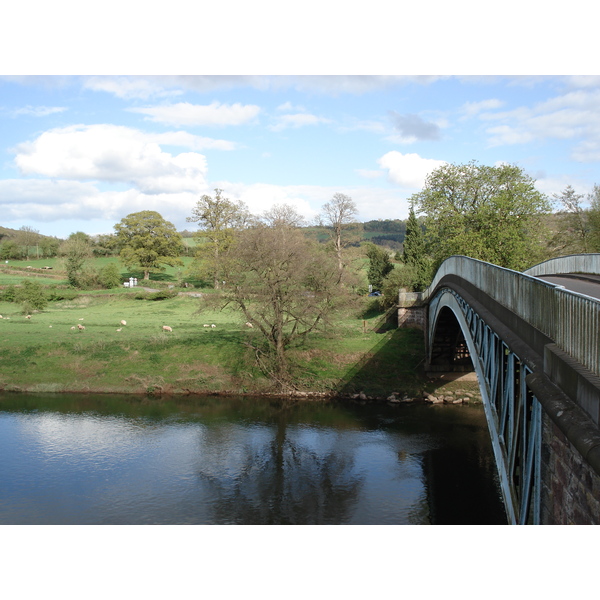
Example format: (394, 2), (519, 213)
(537, 274), (600, 300)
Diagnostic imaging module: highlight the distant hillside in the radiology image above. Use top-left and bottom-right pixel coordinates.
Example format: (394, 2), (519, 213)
(303, 219), (407, 250)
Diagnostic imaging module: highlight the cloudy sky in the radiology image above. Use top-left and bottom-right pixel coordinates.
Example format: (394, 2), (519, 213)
(1, 0), (597, 240)
(3, 74), (600, 239)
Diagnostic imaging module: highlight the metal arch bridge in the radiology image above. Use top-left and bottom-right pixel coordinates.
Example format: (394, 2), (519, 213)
(418, 254), (600, 524)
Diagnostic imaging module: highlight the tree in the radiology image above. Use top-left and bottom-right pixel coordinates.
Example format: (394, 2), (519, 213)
(187, 188), (251, 289)
(114, 211), (184, 280)
(551, 185), (589, 253)
(587, 185), (600, 252)
(365, 243), (393, 291)
(320, 193), (360, 274)
(410, 161), (551, 271)
(402, 205), (431, 291)
(15, 226), (41, 259)
(219, 218), (342, 387)
(60, 232), (93, 287)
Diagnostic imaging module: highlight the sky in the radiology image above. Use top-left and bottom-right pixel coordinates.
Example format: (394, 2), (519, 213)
(1, 3), (598, 243)
(4, 74), (600, 240)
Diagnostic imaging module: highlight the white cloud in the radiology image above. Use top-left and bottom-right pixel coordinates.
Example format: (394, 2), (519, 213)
(12, 124), (211, 194)
(460, 98), (505, 118)
(12, 105), (67, 117)
(0, 178), (206, 232)
(130, 101), (261, 127)
(269, 113), (331, 132)
(377, 151), (447, 189)
(82, 76), (184, 100)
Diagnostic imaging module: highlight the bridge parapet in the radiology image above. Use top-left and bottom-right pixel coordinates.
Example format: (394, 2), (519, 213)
(423, 256), (600, 381)
(524, 253), (600, 277)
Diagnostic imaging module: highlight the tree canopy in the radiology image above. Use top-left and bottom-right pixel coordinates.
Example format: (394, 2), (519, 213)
(410, 161), (550, 271)
(114, 211), (184, 280)
(219, 215), (342, 386)
(187, 188), (251, 288)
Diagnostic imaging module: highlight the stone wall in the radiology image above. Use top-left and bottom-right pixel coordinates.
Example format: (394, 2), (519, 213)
(397, 306), (427, 330)
(540, 413), (600, 524)
(398, 291), (427, 330)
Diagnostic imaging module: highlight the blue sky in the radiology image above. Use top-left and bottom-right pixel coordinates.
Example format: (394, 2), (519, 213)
(2, 74), (600, 239)
(1, 0), (598, 240)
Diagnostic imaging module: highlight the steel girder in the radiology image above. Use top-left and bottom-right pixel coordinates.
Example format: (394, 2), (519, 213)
(429, 288), (542, 525)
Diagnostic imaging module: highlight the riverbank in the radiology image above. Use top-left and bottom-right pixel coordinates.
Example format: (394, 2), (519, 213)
(0, 291), (437, 399)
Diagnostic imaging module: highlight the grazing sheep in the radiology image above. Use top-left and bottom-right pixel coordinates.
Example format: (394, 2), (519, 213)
(203, 324), (210, 328)
(25, 315), (31, 319)
(49, 325), (52, 328)
(77, 324), (85, 331)
(245, 322), (253, 328)
(120, 320), (127, 326)
(79, 318), (84, 321)
(71, 326), (76, 330)
(162, 325), (173, 332)
(211, 324), (216, 328)
(116, 328), (122, 332)
(0, 315), (2, 319)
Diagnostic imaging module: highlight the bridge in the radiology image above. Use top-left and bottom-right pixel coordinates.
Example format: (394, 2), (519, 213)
(399, 254), (600, 525)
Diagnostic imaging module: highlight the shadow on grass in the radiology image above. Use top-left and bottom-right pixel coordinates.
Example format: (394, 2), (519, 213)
(334, 327), (427, 398)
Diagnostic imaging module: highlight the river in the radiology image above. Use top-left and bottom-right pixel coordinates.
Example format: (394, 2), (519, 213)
(0, 392), (507, 524)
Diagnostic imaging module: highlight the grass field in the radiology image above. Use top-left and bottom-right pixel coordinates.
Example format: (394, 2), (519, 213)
(0, 257), (428, 398)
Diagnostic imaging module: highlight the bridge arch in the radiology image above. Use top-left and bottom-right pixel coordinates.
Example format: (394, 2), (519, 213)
(402, 255), (600, 524)
(427, 286), (540, 524)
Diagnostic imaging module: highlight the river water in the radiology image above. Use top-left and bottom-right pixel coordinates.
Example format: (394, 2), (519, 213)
(0, 393), (507, 525)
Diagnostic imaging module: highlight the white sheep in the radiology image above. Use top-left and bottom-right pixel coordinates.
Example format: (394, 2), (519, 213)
(245, 322), (253, 328)
(162, 325), (173, 332)
(120, 320), (127, 326)
(70, 326), (76, 330)
(203, 324), (210, 328)
(25, 315), (31, 319)
(77, 324), (85, 331)
(116, 328), (122, 332)
(211, 324), (216, 328)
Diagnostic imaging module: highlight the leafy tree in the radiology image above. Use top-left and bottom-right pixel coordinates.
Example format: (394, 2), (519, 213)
(60, 232), (93, 287)
(114, 211), (184, 280)
(0, 240), (21, 260)
(365, 243), (393, 291)
(39, 237), (60, 258)
(320, 193), (360, 274)
(410, 161), (551, 271)
(187, 189), (251, 289)
(402, 205), (431, 290)
(219, 219), (342, 387)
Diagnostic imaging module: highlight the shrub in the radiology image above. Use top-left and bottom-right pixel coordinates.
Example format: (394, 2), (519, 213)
(99, 262), (122, 289)
(14, 280), (48, 311)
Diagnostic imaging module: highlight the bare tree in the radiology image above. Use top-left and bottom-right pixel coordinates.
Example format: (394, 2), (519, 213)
(220, 220), (342, 388)
(262, 203), (305, 228)
(15, 226), (41, 259)
(552, 185), (589, 253)
(320, 193), (359, 273)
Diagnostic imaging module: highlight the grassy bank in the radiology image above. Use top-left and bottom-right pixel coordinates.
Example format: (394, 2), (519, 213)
(0, 286), (427, 397)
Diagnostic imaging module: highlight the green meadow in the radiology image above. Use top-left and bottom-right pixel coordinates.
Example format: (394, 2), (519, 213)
(0, 259), (426, 397)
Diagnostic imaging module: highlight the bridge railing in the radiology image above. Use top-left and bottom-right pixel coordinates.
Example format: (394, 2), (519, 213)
(523, 253), (600, 277)
(422, 256), (600, 377)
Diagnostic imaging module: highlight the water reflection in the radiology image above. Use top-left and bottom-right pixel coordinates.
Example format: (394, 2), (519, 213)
(0, 393), (507, 525)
